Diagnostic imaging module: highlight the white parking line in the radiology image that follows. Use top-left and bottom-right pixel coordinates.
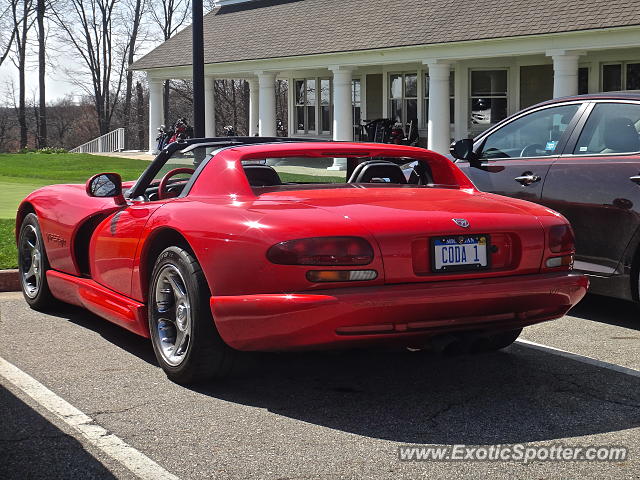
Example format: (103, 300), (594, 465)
(516, 339), (640, 378)
(0, 356), (179, 480)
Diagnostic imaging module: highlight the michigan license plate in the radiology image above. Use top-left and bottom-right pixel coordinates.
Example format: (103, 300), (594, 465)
(432, 235), (489, 272)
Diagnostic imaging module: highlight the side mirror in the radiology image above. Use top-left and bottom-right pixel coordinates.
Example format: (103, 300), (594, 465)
(450, 139), (480, 164)
(86, 173), (126, 205)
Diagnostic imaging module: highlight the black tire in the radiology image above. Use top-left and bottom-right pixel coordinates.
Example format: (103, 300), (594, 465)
(478, 328), (523, 352)
(148, 246), (237, 384)
(17, 213), (59, 311)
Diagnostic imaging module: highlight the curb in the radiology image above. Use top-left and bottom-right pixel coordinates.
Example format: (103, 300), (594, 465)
(0, 269), (20, 292)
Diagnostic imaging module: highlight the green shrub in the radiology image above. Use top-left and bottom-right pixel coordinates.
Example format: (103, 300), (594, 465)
(18, 147), (69, 154)
(36, 147), (69, 154)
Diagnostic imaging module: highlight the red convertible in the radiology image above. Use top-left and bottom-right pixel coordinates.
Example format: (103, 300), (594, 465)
(16, 138), (587, 384)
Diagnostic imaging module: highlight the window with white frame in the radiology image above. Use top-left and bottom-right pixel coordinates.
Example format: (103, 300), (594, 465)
(320, 79), (331, 133)
(389, 73), (418, 126)
(469, 70), (508, 134)
(601, 62), (640, 92)
(424, 71), (455, 127)
(296, 77), (332, 134)
(293, 79), (314, 133)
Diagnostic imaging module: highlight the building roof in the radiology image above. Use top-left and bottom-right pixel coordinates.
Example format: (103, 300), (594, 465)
(132, 0), (640, 70)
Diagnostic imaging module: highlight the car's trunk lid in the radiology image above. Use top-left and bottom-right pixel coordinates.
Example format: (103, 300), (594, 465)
(257, 187), (545, 283)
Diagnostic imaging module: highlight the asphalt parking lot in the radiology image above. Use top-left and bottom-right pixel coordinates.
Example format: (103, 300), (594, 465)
(1, 292), (639, 479)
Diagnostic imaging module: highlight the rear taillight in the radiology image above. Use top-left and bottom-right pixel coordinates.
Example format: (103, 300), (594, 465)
(545, 224), (575, 271)
(548, 224), (575, 253)
(267, 236), (374, 266)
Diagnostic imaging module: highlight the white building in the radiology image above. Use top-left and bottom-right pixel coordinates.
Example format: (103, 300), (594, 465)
(132, 0), (640, 160)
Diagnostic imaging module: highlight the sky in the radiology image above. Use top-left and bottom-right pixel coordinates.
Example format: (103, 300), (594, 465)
(0, 62), (78, 102)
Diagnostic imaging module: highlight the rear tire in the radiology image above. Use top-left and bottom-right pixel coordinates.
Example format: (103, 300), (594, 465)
(148, 246), (237, 385)
(18, 213), (59, 311)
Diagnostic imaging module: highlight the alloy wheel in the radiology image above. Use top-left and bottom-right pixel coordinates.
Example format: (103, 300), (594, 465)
(151, 264), (192, 366)
(19, 224), (42, 299)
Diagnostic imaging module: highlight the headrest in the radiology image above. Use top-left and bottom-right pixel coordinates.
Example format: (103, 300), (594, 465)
(348, 160), (407, 184)
(243, 164), (282, 187)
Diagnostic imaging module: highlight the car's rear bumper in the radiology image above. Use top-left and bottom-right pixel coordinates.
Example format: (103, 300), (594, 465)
(210, 272), (588, 351)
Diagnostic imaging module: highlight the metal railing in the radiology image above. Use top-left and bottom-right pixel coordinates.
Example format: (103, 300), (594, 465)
(70, 128), (125, 153)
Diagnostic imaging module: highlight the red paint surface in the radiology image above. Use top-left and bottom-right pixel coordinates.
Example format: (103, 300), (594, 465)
(17, 142), (587, 350)
(211, 272), (588, 351)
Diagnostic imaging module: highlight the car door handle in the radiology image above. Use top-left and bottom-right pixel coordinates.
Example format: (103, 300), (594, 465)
(514, 174), (541, 186)
(630, 175), (640, 185)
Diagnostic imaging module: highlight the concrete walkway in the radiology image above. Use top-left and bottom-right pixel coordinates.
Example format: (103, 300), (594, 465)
(93, 151), (156, 161)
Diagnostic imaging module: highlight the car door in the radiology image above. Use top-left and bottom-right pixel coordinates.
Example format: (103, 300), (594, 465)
(457, 102), (586, 203)
(541, 100), (640, 275)
(89, 202), (166, 298)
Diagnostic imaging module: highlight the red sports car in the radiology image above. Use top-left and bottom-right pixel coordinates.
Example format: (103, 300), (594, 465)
(16, 138), (587, 384)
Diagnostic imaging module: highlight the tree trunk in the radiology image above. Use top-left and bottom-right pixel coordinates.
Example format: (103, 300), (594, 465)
(123, 71), (133, 149)
(136, 81), (145, 150)
(122, 0), (143, 150)
(37, 0), (46, 147)
(243, 80), (249, 135)
(17, 0), (29, 149)
(231, 80), (237, 133)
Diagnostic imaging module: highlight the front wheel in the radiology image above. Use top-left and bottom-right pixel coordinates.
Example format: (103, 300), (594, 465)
(148, 246), (237, 384)
(18, 213), (59, 310)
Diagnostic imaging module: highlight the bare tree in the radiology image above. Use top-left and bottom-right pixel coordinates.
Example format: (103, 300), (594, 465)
(276, 79), (288, 135)
(0, 1), (19, 68)
(0, 106), (15, 152)
(135, 80), (146, 149)
(214, 79), (249, 136)
(47, 96), (99, 148)
(149, 0), (190, 125)
(36, 0), (46, 147)
(121, 0), (146, 149)
(10, 0), (35, 149)
(50, 0), (128, 135)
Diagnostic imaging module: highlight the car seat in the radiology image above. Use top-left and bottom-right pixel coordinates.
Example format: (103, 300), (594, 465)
(243, 165), (282, 186)
(348, 160), (407, 184)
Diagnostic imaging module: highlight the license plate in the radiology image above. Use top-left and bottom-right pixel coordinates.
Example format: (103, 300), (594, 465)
(432, 235), (489, 272)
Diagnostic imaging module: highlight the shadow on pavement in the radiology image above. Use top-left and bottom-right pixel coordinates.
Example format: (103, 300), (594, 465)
(53, 304), (157, 365)
(193, 344), (640, 445)
(568, 293), (640, 330)
(41, 301), (640, 446)
(0, 384), (116, 479)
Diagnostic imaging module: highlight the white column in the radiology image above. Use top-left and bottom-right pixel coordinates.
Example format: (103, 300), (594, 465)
(548, 51), (581, 98)
(328, 66), (354, 171)
(257, 71), (277, 137)
(425, 61), (451, 154)
(248, 77), (259, 136)
(204, 76), (216, 138)
(454, 62), (467, 140)
(331, 66), (354, 142)
(148, 77), (164, 154)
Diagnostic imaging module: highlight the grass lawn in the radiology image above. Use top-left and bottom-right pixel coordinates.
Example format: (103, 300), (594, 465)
(0, 153), (151, 219)
(0, 219), (16, 269)
(0, 152), (342, 269)
(0, 152), (149, 269)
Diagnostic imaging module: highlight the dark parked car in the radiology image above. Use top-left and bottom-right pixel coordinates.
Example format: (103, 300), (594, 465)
(451, 93), (640, 303)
